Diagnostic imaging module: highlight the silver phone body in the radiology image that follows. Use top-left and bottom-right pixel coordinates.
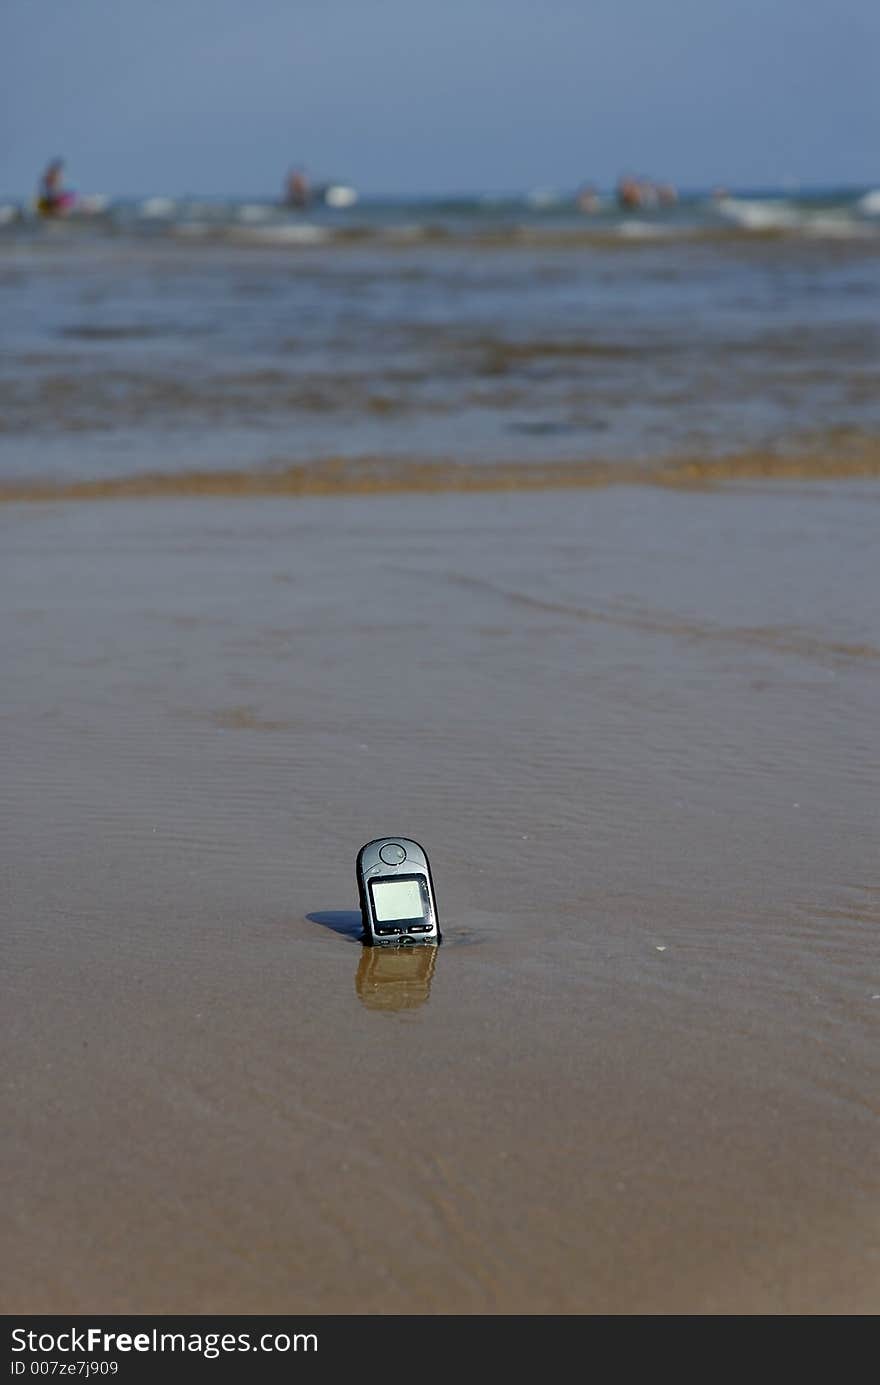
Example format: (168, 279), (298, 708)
(356, 837), (441, 945)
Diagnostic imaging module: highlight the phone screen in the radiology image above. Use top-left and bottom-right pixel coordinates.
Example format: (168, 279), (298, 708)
(370, 877), (427, 923)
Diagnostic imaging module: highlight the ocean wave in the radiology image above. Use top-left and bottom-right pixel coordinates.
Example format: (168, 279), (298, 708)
(715, 196), (875, 240)
(227, 223), (330, 245)
(235, 203), (276, 223)
(3, 189), (880, 249)
(716, 197), (813, 230)
(137, 196), (177, 219)
(802, 214), (875, 240)
(615, 220), (680, 240)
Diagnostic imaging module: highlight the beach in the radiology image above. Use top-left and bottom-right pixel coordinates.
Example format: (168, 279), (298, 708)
(2, 200), (879, 1315)
(3, 480), (878, 1314)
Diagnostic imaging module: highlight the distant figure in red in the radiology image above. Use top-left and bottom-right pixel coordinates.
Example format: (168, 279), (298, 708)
(616, 174), (644, 211)
(284, 167), (311, 209)
(37, 158), (75, 216)
(616, 174), (678, 212)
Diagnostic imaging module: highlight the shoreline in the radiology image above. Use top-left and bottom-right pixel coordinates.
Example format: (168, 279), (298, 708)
(3, 439), (880, 503)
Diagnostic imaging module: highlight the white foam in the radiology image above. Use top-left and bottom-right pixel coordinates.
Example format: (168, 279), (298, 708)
(324, 184), (358, 209)
(139, 197), (176, 218)
(74, 193), (111, 215)
(237, 203), (274, 223)
(617, 220), (675, 239)
(715, 198), (798, 231)
(803, 214), (872, 240)
(857, 189), (880, 216)
(231, 223), (329, 245)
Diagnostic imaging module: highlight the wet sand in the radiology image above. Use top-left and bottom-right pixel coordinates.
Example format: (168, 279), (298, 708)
(2, 434), (880, 504)
(2, 483), (879, 1314)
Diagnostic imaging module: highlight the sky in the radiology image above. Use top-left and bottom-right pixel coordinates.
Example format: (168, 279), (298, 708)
(1, 0), (878, 199)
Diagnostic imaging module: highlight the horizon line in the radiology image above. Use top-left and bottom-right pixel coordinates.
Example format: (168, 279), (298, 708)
(3, 179), (877, 204)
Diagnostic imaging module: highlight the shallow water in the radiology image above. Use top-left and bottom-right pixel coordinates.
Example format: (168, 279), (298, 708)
(1, 190), (880, 488)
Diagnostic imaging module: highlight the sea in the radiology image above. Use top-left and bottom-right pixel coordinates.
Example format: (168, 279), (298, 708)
(1, 185), (879, 490)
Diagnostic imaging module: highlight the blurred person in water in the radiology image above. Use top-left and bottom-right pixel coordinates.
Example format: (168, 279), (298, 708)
(616, 174), (677, 211)
(36, 157), (75, 216)
(576, 183), (601, 214)
(616, 173), (646, 209)
(284, 166), (311, 209)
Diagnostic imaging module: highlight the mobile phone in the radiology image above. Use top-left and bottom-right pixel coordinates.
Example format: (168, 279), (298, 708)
(356, 838), (441, 945)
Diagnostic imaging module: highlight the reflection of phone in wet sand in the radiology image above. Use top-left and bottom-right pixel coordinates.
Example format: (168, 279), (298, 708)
(356, 944), (438, 1012)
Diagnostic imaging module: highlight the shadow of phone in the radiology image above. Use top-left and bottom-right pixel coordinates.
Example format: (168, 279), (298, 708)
(306, 909), (365, 943)
(355, 943), (439, 1012)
